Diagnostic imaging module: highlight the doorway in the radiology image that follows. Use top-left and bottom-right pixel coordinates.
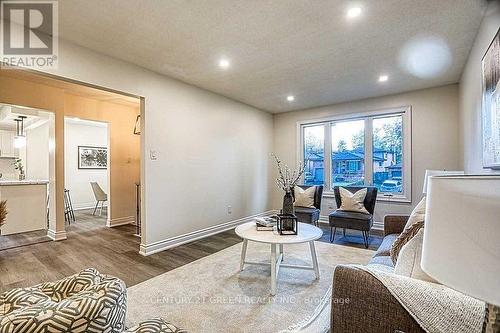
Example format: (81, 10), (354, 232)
(0, 103), (55, 250)
(64, 117), (110, 225)
(0, 69), (143, 250)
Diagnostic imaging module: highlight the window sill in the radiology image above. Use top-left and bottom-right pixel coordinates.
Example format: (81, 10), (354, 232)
(322, 191), (411, 204)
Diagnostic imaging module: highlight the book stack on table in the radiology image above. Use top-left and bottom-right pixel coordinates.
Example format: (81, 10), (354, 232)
(255, 216), (278, 231)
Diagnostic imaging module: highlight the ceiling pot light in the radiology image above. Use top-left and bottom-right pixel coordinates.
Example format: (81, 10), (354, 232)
(346, 7), (362, 18)
(378, 75), (389, 82)
(218, 59), (230, 69)
(287, 95), (295, 102)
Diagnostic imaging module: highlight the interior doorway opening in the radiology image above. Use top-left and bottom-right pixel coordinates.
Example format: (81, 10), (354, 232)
(64, 117), (110, 225)
(0, 103), (55, 250)
(0, 69), (143, 251)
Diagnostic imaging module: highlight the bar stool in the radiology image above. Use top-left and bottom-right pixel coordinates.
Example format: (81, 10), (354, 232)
(64, 189), (75, 224)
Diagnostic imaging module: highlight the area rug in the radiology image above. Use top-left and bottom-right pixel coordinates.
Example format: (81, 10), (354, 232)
(126, 241), (373, 332)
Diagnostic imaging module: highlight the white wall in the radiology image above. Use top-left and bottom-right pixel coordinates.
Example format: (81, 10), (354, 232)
(64, 120), (108, 210)
(26, 122), (49, 180)
(43, 40), (274, 253)
(273, 85), (461, 225)
(459, 1), (500, 174)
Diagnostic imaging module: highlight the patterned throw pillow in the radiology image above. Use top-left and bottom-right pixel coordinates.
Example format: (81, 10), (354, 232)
(0, 268), (127, 333)
(391, 220), (424, 265)
(35, 268), (101, 301)
(294, 186), (316, 208)
(338, 187), (369, 214)
(390, 197), (426, 265)
(403, 197), (426, 231)
(394, 228), (437, 283)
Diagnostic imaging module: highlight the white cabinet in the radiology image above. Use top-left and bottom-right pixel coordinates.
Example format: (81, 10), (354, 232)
(0, 130), (17, 158)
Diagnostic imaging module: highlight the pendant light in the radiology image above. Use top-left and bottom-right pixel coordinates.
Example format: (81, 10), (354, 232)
(14, 116), (27, 148)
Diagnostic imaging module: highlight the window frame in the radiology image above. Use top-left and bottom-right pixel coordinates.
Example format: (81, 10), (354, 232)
(297, 106), (412, 203)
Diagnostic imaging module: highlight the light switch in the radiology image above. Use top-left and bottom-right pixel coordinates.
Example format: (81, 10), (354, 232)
(149, 150), (158, 160)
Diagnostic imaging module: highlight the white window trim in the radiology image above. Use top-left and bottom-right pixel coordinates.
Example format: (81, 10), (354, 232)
(296, 106), (412, 203)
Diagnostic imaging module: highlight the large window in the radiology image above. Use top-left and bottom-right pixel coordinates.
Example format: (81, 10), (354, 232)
(299, 107), (411, 202)
(373, 115), (403, 194)
(331, 119), (365, 188)
(303, 125), (324, 186)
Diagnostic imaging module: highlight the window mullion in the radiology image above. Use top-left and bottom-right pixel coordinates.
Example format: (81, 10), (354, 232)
(324, 123), (332, 191)
(364, 118), (373, 186)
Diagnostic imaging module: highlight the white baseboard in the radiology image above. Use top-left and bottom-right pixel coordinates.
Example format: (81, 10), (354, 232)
(106, 216), (135, 227)
(139, 210), (276, 256)
(73, 204), (108, 211)
(73, 205), (95, 211)
(318, 216), (383, 231)
(47, 229), (67, 241)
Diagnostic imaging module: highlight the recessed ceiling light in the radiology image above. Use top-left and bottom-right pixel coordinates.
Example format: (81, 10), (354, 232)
(378, 75), (389, 82)
(218, 59), (230, 69)
(346, 7), (362, 18)
(287, 95), (295, 102)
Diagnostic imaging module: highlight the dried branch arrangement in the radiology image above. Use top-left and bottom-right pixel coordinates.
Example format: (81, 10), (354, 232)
(272, 153), (305, 193)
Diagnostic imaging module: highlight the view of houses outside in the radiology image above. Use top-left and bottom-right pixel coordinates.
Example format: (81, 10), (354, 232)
(303, 115), (403, 194)
(331, 119), (365, 187)
(372, 116), (403, 193)
(304, 125), (325, 185)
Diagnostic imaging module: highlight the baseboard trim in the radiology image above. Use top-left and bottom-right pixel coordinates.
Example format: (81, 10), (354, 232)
(74, 204), (108, 211)
(106, 216), (135, 227)
(318, 215), (383, 231)
(47, 229), (67, 241)
(73, 205), (95, 211)
(139, 210), (276, 256)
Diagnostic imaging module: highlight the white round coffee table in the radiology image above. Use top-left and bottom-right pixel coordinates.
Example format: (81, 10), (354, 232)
(235, 221), (323, 296)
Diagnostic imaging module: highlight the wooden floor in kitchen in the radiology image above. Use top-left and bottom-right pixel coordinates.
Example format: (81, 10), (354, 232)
(0, 210), (381, 293)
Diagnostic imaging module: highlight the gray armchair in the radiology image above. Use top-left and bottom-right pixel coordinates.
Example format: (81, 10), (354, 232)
(328, 186), (378, 248)
(293, 185), (323, 226)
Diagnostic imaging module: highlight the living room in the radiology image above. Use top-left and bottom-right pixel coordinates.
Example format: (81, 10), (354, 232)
(0, 0), (498, 332)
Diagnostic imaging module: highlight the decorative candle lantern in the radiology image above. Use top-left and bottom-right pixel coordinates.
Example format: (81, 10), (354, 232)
(277, 214), (298, 235)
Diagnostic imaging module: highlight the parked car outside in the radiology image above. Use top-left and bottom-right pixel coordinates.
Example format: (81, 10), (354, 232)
(380, 179), (402, 193)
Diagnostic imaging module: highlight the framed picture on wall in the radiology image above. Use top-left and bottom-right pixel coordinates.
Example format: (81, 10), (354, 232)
(78, 146), (108, 169)
(481, 27), (500, 169)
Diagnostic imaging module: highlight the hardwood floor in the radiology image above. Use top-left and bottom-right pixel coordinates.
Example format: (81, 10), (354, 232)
(0, 229), (51, 251)
(0, 210), (381, 293)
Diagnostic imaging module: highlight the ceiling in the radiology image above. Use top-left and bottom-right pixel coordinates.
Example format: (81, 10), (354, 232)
(58, 0), (487, 113)
(0, 104), (50, 131)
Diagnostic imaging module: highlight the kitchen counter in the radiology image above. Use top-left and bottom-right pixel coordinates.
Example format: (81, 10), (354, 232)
(0, 180), (49, 186)
(0, 181), (48, 235)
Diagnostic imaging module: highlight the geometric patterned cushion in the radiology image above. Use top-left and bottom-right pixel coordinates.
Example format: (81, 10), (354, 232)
(34, 268), (103, 302)
(125, 318), (188, 333)
(0, 289), (54, 316)
(0, 268), (127, 332)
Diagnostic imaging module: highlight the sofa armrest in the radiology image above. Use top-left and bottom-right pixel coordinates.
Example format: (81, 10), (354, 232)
(332, 265), (424, 333)
(383, 215), (409, 236)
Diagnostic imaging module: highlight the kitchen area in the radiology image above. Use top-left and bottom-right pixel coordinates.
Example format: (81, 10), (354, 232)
(0, 103), (51, 236)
